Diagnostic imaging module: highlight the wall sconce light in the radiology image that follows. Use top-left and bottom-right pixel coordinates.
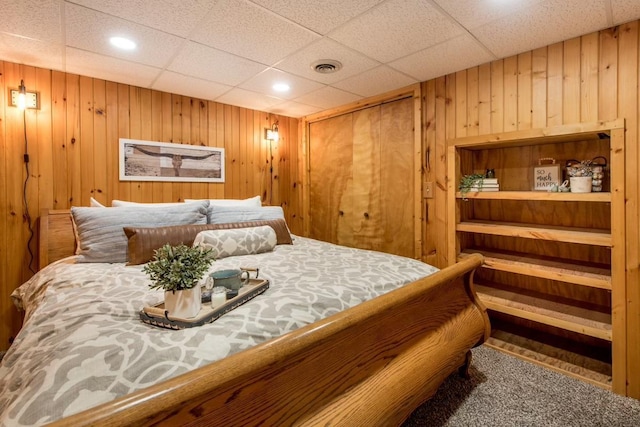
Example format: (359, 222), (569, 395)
(265, 120), (279, 142)
(10, 80), (38, 109)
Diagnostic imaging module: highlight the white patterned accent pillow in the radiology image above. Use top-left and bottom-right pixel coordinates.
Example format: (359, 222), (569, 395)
(192, 226), (277, 259)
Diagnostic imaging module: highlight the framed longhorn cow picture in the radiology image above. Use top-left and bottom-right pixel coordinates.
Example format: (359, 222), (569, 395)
(119, 139), (225, 183)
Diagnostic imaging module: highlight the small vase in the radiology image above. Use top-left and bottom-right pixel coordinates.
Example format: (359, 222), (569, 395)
(164, 286), (201, 318)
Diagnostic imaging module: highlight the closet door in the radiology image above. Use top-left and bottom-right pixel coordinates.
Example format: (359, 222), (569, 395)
(309, 113), (354, 246)
(379, 97), (414, 257)
(308, 96), (415, 258)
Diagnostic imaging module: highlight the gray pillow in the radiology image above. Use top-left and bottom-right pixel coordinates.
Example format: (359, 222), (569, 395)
(71, 201), (209, 263)
(208, 205), (285, 225)
(192, 226), (277, 259)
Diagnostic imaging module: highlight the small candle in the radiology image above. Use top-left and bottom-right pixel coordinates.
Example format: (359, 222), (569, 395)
(210, 286), (227, 308)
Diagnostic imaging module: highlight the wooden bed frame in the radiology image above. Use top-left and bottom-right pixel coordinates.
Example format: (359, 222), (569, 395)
(37, 209), (490, 427)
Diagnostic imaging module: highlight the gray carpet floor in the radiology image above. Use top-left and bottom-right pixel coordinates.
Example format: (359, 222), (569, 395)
(403, 345), (640, 427)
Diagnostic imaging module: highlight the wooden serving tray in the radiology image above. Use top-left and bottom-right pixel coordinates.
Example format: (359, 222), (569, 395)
(139, 278), (269, 330)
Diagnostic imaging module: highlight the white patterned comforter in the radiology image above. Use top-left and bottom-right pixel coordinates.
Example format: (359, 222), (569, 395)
(0, 236), (438, 426)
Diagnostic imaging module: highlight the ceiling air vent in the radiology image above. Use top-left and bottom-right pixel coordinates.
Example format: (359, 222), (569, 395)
(312, 60), (343, 74)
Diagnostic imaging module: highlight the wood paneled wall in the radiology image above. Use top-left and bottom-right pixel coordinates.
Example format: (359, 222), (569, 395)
(422, 21), (640, 397)
(0, 61), (302, 350)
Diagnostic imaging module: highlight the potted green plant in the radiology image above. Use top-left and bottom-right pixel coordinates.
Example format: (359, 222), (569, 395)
(459, 173), (487, 199)
(143, 244), (214, 318)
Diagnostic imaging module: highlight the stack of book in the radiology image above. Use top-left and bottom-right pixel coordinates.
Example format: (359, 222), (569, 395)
(469, 178), (499, 192)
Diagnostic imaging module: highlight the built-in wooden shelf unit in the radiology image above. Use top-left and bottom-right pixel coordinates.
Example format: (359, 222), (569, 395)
(447, 119), (625, 394)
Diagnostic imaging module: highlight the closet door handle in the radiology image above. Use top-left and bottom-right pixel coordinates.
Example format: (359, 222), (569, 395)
(364, 212), (370, 219)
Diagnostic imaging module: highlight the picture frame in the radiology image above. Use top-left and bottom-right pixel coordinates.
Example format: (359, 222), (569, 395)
(119, 139), (225, 183)
(533, 159), (561, 191)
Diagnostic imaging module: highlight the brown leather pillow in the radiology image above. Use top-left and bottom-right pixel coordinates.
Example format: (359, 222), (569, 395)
(124, 219), (292, 265)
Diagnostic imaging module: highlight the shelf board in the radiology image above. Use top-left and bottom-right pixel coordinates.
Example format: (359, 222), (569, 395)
(457, 220), (612, 247)
(476, 284), (612, 341)
(455, 191), (611, 202)
(447, 119), (623, 150)
(460, 249), (611, 290)
(484, 330), (612, 391)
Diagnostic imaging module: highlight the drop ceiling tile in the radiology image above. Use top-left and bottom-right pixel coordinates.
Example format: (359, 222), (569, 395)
(269, 100), (323, 118)
(293, 86), (362, 110)
(390, 34), (495, 81)
(191, 0), (320, 65)
(65, 3), (184, 68)
(68, 0), (214, 38)
(250, 0), (384, 34)
(472, 0), (609, 58)
(275, 38), (379, 84)
(611, 0), (640, 25)
(239, 68), (325, 100)
(332, 65), (417, 98)
(0, 33), (64, 71)
(66, 48), (161, 88)
(328, 0), (464, 63)
(0, 0), (62, 43)
(432, 0), (544, 30)
(153, 71), (232, 101)
(215, 87), (283, 111)
(167, 42), (268, 86)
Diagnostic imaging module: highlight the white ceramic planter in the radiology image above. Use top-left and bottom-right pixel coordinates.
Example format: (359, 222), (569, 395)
(570, 176), (593, 193)
(164, 286), (201, 318)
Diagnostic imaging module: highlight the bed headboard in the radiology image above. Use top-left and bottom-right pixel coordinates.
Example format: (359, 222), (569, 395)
(38, 209), (76, 269)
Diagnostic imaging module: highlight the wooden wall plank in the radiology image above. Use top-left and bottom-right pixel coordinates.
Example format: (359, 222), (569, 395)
(455, 70), (468, 138)
(563, 37), (581, 124)
(105, 81), (119, 206)
(517, 52), (532, 130)
(51, 71), (68, 208)
(434, 76), (448, 268)
(0, 61), (10, 348)
(581, 32), (599, 123)
(79, 76), (94, 207)
(35, 67), (53, 217)
(547, 42), (563, 126)
(93, 79), (107, 204)
(138, 88), (153, 202)
(478, 63), (491, 135)
(151, 90), (164, 202)
(66, 73), (81, 206)
(532, 47), (548, 128)
(490, 60), (504, 133)
(3, 62), (26, 345)
(503, 56), (518, 131)
(618, 21), (639, 397)
(423, 80), (436, 264)
(192, 99), (208, 200)
(117, 83), (131, 202)
(599, 27), (618, 122)
(161, 92), (174, 202)
(467, 67), (479, 136)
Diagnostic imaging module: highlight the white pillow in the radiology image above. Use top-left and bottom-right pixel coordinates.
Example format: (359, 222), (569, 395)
(90, 197), (106, 207)
(111, 200), (186, 207)
(208, 205), (285, 225)
(71, 201), (209, 263)
(193, 226), (277, 259)
(184, 195), (261, 207)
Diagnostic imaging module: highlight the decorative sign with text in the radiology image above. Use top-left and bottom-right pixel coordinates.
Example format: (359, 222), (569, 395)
(533, 158), (561, 191)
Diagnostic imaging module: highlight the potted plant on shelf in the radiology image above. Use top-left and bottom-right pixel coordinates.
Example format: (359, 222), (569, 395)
(459, 173), (487, 199)
(143, 244), (214, 318)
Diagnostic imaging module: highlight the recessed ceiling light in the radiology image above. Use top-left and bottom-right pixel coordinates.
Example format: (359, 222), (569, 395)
(110, 36), (136, 50)
(272, 83), (290, 92)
